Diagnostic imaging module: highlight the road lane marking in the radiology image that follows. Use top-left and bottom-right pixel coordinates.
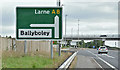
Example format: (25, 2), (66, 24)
(97, 57), (116, 69)
(98, 54), (115, 59)
(87, 50), (96, 56)
(105, 55), (115, 59)
(87, 50), (117, 69)
(91, 57), (104, 70)
(101, 54), (107, 55)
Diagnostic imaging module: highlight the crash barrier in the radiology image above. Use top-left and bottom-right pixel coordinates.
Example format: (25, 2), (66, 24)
(57, 51), (78, 70)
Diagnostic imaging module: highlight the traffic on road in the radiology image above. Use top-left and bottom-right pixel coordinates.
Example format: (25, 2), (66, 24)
(73, 48), (119, 70)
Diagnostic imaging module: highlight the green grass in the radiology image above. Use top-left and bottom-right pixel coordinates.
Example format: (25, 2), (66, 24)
(62, 46), (70, 48)
(2, 56), (53, 68)
(2, 50), (72, 68)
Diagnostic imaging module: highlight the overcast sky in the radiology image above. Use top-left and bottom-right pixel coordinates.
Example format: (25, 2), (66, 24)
(0, 0), (119, 37)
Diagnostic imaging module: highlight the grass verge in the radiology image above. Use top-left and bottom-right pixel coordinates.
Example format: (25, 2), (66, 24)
(2, 51), (72, 68)
(2, 56), (52, 68)
(69, 56), (77, 69)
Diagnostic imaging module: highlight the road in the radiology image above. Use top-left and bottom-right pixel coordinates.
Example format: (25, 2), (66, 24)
(75, 48), (119, 70)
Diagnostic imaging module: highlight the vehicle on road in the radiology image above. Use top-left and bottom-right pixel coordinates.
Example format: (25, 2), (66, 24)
(98, 46), (108, 54)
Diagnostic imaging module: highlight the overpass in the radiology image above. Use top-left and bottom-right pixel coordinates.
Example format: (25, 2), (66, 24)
(63, 34), (120, 40)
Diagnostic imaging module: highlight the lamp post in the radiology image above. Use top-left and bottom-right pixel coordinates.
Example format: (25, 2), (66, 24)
(65, 14), (67, 47)
(78, 19), (80, 40)
(71, 28), (73, 39)
(78, 19), (80, 48)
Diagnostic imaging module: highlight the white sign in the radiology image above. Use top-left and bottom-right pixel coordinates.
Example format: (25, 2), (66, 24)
(19, 29), (52, 38)
(30, 15), (59, 38)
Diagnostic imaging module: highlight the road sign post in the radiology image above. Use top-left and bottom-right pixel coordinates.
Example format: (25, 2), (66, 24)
(16, 7), (62, 59)
(59, 41), (61, 56)
(16, 7), (62, 40)
(24, 40), (27, 54)
(51, 40), (53, 59)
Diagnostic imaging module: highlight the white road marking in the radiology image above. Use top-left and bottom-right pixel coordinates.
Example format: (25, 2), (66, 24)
(97, 57), (116, 69)
(91, 57), (104, 70)
(105, 55), (115, 59)
(98, 54), (115, 59)
(98, 54), (102, 56)
(87, 50), (96, 56)
(87, 50), (117, 69)
(101, 54), (107, 55)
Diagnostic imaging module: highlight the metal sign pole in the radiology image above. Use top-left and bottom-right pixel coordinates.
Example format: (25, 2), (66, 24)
(59, 41), (61, 56)
(57, 0), (61, 57)
(51, 40), (53, 59)
(24, 40), (27, 54)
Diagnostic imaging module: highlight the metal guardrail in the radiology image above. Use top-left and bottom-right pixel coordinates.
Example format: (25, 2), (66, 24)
(57, 51), (78, 70)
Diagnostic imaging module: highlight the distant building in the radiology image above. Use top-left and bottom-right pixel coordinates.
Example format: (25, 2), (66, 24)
(105, 41), (118, 47)
(70, 41), (77, 46)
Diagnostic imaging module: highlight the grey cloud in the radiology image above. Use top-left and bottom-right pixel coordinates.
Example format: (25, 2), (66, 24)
(1, 1), (118, 37)
(64, 2), (117, 20)
(62, 2), (118, 35)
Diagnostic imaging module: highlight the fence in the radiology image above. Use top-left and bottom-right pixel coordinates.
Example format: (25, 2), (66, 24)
(0, 37), (50, 55)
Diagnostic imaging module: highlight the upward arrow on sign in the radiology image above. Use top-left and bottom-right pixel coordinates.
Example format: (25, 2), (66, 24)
(30, 15), (59, 38)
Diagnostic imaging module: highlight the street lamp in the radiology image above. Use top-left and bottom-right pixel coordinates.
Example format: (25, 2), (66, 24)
(71, 28), (73, 39)
(78, 19), (80, 40)
(65, 14), (67, 47)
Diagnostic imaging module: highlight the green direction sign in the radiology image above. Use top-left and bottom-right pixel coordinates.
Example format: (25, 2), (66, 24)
(16, 7), (62, 39)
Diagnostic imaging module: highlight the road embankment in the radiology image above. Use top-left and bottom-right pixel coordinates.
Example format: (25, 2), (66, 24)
(2, 51), (72, 69)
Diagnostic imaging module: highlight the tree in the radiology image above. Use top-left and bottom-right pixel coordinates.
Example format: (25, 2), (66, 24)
(66, 40), (72, 46)
(8, 36), (12, 38)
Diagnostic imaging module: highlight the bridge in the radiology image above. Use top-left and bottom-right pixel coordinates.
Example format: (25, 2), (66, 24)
(63, 34), (120, 40)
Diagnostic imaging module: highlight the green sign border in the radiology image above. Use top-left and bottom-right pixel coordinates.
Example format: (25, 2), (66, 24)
(16, 7), (63, 40)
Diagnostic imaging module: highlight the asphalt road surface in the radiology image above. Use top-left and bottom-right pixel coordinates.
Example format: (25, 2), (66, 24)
(75, 48), (120, 70)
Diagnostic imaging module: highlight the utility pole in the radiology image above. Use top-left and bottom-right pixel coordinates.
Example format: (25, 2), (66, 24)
(78, 19), (80, 39)
(71, 28), (73, 39)
(57, 0), (61, 56)
(78, 19), (80, 47)
(115, 42), (116, 47)
(57, 0), (60, 6)
(65, 14), (67, 47)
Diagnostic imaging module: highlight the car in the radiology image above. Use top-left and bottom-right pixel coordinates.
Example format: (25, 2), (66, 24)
(98, 46), (108, 54)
